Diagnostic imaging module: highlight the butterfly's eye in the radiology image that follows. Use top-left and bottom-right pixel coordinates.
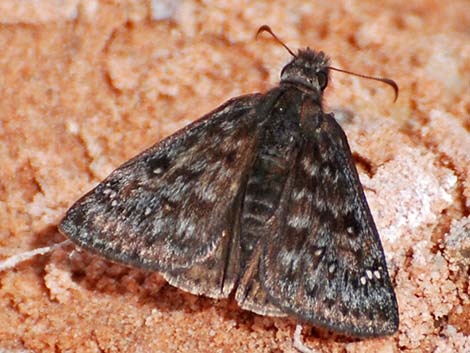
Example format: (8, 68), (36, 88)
(317, 71), (328, 90)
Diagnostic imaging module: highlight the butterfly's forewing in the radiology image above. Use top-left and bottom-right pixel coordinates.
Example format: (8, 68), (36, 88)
(260, 112), (399, 337)
(60, 94), (267, 298)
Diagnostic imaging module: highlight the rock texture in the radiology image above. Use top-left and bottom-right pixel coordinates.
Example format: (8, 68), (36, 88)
(1, 1), (469, 352)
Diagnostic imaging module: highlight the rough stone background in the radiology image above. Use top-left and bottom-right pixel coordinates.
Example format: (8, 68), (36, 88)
(1, 1), (469, 352)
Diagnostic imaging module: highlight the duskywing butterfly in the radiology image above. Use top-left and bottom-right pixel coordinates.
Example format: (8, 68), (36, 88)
(59, 26), (399, 346)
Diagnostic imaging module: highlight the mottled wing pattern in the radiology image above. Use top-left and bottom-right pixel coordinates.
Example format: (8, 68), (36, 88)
(59, 94), (265, 298)
(260, 113), (399, 337)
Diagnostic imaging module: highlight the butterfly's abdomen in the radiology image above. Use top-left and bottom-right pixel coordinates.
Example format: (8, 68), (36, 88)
(239, 90), (303, 264)
(242, 153), (290, 226)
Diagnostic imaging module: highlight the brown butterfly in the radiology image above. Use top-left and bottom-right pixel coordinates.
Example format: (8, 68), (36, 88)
(60, 26), (399, 342)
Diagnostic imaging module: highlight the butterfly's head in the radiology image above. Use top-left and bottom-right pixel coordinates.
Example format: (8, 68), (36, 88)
(256, 25), (399, 101)
(280, 48), (330, 93)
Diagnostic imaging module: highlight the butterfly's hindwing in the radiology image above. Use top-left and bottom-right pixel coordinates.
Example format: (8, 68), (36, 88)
(259, 110), (399, 337)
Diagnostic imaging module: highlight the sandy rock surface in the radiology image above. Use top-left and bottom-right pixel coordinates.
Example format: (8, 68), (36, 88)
(1, 1), (469, 352)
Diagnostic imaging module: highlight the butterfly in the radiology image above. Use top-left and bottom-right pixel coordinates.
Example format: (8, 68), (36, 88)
(59, 25), (399, 339)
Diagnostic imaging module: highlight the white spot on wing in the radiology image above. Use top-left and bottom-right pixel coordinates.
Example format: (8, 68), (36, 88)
(287, 214), (310, 229)
(292, 188), (312, 202)
(328, 263), (336, 274)
(279, 248), (300, 270)
(301, 157), (317, 177)
(176, 217), (196, 238)
(103, 189), (117, 199)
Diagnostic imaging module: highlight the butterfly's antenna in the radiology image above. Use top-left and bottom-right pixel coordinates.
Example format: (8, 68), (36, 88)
(256, 25), (297, 58)
(256, 25), (398, 102)
(328, 66), (399, 102)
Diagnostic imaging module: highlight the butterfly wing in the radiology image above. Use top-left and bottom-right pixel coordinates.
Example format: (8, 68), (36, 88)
(260, 112), (399, 337)
(60, 93), (271, 298)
